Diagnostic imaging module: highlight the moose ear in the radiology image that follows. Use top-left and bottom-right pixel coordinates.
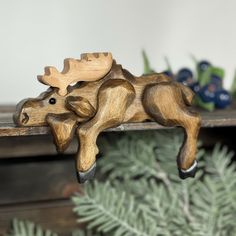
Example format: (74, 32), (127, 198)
(46, 113), (77, 153)
(66, 96), (96, 119)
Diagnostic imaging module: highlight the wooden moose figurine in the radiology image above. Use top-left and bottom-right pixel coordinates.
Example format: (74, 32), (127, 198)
(14, 52), (201, 183)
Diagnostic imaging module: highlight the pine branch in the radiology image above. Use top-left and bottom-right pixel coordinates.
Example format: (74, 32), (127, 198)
(96, 132), (235, 235)
(72, 229), (102, 236)
(5, 219), (99, 236)
(99, 130), (204, 184)
(72, 181), (159, 236)
(205, 144), (236, 210)
(98, 131), (180, 182)
(5, 219), (58, 236)
(189, 145), (236, 235)
(190, 177), (235, 235)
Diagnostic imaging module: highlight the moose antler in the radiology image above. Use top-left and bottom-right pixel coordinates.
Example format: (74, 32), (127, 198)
(37, 52), (113, 96)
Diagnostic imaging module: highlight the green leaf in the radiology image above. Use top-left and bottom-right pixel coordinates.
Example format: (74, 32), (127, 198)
(198, 66), (224, 86)
(164, 56), (173, 73)
(197, 66), (212, 86)
(142, 50), (156, 75)
(230, 69), (236, 99)
(194, 96), (215, 111)
(211, 67), (225, 79)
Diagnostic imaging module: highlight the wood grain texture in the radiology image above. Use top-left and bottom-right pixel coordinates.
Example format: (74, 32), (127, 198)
(0, 156), (80, 205)
(1, 108), (236, 136)
(66, 96), (96, 119)
(76, 79), (136, 171)
(1, 128), (236, 159)
(46, 113), (77, 152)
(0, 135), (78, 158)
(15, 58), (201, 180)
(0, 200), (77, 236)
(143, 82), (201, 171)
(38, 52), (113, 96)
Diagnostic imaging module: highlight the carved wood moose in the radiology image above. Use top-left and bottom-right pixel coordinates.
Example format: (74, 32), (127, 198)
(14, 52), (201, 183)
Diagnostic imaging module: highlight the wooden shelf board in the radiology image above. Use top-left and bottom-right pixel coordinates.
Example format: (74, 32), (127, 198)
(0, 106), (236, 137)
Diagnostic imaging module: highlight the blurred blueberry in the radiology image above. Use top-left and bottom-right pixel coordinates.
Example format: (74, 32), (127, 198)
(215, 89), (231, 109)
(198, 60), (211, 72)
(210, 74), (222, 89)
(198, 84), (217, 103)
(176, 68), (193, 84)
(189, 81), (201, 94)
(162, 70), (173, 78)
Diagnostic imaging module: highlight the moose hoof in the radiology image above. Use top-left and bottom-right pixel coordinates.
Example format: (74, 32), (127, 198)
(178, 160), (198, 179)
(76, 163), (96, 184)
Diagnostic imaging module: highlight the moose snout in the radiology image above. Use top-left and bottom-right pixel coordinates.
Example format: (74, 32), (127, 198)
(13, 99), (32, 126)
(13, 112), (29, 125)
(20, 112), (29, 124)
(14, 96), (56, 127)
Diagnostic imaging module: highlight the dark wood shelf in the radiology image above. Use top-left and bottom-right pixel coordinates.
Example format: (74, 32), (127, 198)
(0, 105), (236, 137)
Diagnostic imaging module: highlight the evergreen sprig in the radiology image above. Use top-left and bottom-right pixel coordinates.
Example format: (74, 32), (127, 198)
(98, 130), (204, 184)
(72, 181), (159, 236)
(5, 219), (58, 236)
(73, 131), (236, 235)
(5, 219), (96, 236)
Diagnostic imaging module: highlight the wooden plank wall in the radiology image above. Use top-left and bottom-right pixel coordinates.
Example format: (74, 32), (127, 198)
(0, 155), (81, 236)
(0, 200), (77, 236)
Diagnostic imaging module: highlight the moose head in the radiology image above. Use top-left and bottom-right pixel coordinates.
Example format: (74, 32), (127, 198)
(14, 52), (113, 153)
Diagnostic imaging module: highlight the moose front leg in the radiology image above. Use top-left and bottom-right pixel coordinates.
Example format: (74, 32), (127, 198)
(76, 79), (135, 183)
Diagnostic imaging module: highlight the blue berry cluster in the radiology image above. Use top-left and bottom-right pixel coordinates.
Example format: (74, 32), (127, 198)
(164, 61), (231, 111)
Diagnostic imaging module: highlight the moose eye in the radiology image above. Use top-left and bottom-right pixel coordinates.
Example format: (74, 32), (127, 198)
(49, 98), (56, 105)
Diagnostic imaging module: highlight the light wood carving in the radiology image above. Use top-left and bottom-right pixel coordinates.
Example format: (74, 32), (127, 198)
(37, 52), (113, 96)
(14, 52), (201, 183)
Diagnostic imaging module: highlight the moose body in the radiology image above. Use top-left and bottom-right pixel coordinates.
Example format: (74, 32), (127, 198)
(14, 53), (201, 183)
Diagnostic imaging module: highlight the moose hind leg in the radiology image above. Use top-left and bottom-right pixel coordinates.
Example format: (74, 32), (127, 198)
(177, 117), (200, 179)
(143, 82), (201, 179)
(76, 79), (135, 183)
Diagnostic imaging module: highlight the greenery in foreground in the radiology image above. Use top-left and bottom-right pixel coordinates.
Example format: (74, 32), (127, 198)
(5, 131), (236, 236)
